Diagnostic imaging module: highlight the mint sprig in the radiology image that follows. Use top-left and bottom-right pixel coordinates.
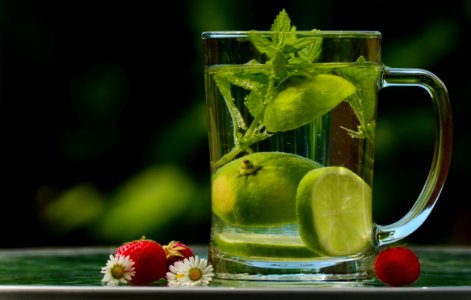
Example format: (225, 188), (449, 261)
(247, 10), (322, 67)
(212, 9), (324, 168)
(212, 9), (375, 169)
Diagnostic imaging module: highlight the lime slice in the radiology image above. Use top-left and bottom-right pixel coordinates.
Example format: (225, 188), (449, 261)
(296, 166), (372, 256)
(214, 232), (319, 258)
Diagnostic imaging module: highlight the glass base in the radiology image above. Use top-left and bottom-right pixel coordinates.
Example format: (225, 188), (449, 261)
(210, 251), (376, 282)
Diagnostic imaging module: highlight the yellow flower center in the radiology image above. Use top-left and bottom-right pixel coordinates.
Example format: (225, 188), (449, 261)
(189, 268), (202, 281)
(111, 265), (125, 279)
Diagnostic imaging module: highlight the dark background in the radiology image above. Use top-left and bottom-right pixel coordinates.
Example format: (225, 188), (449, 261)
(0, 0), (469, 248)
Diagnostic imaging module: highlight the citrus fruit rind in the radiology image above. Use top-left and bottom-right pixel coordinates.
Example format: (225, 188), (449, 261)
(296, 166), (372, 256)
(211, 151), (322, 226)
(214, 232), (319, 258)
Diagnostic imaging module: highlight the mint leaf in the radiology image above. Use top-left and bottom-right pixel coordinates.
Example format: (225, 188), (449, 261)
(223, 69), (269, 119)
(245, 91), (265, 119)
(292, 36), (323, 63)
(214, 73), (247, 141)
(224, 72), (267, 92)
(335, 56), (381, 139)
(270, 9), (293, 32)
(247, 32), (277, 59)
(270, 10), (297, 53)
(271, 51), (290, 78)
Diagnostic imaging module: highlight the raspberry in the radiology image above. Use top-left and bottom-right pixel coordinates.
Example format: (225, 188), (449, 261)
(374, 246), (420, 286)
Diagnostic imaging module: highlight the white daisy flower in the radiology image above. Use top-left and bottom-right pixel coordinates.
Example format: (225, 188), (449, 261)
(101, 254), (136, 286)
(166, 255), (214, 287)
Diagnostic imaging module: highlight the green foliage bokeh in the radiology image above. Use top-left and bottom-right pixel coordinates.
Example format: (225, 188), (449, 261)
(0, 0), (469, 247)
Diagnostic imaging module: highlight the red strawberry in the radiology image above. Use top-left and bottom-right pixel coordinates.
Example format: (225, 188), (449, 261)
(163, 240), (194, 267)
(115, 238), (167, 285)
(374, 246), (421, 286)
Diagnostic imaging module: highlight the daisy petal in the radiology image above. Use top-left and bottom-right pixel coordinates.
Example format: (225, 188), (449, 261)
(100, 254), (136, 286)
(165, 255), (214, 287)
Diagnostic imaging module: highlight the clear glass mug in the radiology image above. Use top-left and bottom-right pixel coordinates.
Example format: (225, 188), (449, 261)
(202, 31), (452, 282)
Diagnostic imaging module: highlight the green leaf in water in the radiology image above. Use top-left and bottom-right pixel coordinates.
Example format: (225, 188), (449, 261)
(336, 56), (382, 139)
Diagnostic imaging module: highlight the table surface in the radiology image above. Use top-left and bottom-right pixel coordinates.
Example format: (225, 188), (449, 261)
(0, 245), (470, 300)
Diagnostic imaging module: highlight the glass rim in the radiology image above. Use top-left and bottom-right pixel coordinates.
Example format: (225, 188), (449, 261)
(202, 30), (382, 39)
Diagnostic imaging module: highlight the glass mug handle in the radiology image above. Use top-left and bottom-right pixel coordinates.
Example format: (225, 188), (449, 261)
(375, 67), (453, 246)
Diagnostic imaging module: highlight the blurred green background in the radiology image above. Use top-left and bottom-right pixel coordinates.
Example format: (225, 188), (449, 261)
(0, 0), (469, 248)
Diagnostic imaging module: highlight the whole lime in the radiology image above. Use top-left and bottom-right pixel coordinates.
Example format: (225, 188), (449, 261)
(211, 152), (322, 226)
